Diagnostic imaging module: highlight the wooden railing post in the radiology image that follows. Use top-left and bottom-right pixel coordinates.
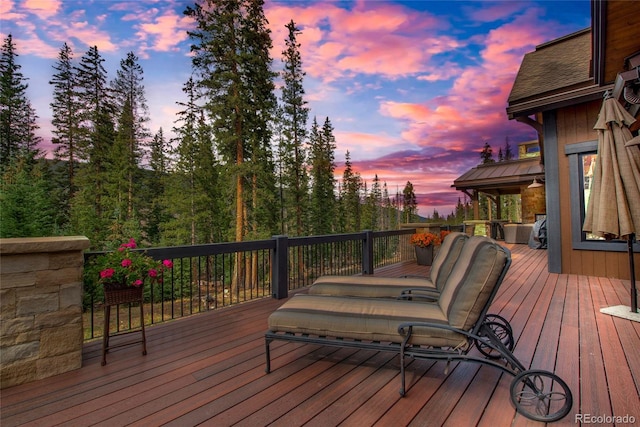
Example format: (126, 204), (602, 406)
(362, 230), (374, 275)
(272, 235), (289, 299)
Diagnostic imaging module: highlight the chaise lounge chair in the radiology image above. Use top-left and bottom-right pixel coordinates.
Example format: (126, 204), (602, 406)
(265, 236), (573, 422)
(308, 231), (469, 299)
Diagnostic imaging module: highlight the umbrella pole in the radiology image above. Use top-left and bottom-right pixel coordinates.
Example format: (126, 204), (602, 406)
(630, 233), (638, 313)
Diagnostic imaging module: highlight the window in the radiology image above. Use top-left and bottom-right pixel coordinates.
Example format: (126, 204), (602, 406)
(566, 140), (637, 251)
(580, 152), (604, 241)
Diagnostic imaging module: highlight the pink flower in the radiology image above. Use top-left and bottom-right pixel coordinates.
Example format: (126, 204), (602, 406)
(148, 269), (158, 278)
(132, 279), (143, 287)
(100, 268), (115, 279)
(119, 238), (137, 250)
(162, 260), (173, 268)
(121, 259), (132, 268)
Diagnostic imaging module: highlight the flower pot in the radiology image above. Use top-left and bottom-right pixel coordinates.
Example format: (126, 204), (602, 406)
(103, 282), (143, 306)
(414, 245), (434, 266)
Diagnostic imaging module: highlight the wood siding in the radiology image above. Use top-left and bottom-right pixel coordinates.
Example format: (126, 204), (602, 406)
(603, 1), (640, 84)
(556, 100), (640, 280)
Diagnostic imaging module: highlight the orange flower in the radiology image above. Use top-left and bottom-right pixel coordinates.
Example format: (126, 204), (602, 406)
(410, 232), (441, 248)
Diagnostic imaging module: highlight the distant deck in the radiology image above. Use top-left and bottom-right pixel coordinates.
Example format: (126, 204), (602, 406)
(2, 244), (639, 426)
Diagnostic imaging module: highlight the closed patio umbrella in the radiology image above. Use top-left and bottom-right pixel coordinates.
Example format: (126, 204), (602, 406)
(583, 94), (640, 317)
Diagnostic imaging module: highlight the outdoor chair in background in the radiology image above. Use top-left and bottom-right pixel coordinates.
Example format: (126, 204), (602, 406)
(308, 232), (468, 299)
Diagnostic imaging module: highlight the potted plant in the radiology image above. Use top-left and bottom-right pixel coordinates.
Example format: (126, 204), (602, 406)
(85, 238), (173, 305)
(410, 232), (441, 266)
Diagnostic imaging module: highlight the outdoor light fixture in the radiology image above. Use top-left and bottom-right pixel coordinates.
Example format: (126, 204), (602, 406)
(528, 178), (543, 189)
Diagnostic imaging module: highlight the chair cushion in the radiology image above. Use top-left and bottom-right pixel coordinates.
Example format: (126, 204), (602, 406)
(429, 232), (469, 291)
(268, 294), (467, 348)
(307, 232), (468, 298)
(437, 236), (508, 330)
(308, 275), (435, 297)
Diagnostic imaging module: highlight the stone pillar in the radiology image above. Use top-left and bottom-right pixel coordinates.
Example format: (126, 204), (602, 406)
(521, 185), (546, 223)
(0, 236), (90, 389)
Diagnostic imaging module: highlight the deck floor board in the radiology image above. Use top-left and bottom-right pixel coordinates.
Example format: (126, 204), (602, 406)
(2, 243), (639, 426)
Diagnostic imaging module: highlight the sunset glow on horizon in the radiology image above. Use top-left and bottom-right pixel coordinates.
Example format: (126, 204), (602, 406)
(1, 0), (591, 216)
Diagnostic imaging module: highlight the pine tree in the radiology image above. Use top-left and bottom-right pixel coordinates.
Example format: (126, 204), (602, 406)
(74, 45), (114, 240)
(186, 0), (276, 245)
(309, 117), (337, 235)
(340, 151), (362, 232)
(0, 34), (41, 168)
(110, 52), (150, 222)
(50, 43), (81, 191)
(243, 0), (278, 241)
(279, 19), (309, 236)
(402, 181), (417, 223)
(480, 141), (494, 164)
(503, 136), (514, 160)
(363, 174), (382, 230)
(169, 77), (205, 245)
(0, 156), (56, 237)
(145, 127), (171, 244)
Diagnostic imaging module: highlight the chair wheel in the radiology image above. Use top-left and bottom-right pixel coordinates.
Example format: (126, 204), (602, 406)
(476, 314), (514, 358)
(510, 369), (573, 422)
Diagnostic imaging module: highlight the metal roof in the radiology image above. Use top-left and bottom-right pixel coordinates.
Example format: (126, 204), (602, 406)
(452, 157), (544, 195)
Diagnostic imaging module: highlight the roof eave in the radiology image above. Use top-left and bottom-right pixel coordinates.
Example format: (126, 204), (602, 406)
(507, 83), (612, 119)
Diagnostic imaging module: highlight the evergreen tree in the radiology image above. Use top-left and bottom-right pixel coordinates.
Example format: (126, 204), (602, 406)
(108, 98), (138, 233)
(480, 141), (494, 164)
(169, 77), (204, 244)
(402, 181), (417, 223)
(76, 46), (113, 160)
(362, 174), (383, 230)
(0, 155), (56, 237)
(244, 0), (278, 240)
(50, 43), (81, 192)
(165, 78), (228, 247)
(146, 127), (171, 244)
(279, 19), (309, 236)
(73, 45), (114, 242)
(503, 136), (514, 161)
(340, 151), (362, 231)
(0, 34), (41, 168)
(186, 0), (276, 245)
(110, 51), (150, 221)
(309, 117), (337, 235)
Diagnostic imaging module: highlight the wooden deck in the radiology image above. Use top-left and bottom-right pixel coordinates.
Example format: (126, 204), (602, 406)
(2, 244), (639, 426)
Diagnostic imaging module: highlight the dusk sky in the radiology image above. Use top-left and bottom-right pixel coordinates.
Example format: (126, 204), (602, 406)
(1, 0), (592, 216)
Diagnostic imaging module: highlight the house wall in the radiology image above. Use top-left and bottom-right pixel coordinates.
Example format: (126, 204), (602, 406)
(602, 1), (640, 84)
(554, 101), (640, 280)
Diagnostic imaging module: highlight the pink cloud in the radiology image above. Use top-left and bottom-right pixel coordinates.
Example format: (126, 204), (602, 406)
(67, 20), (118, 52)
(265, 2), (459, 83)
(464, 1), (529, 23)
(377, 11), (549, 157)
(23, 0), (61, 19)
(136, 11), (191, 52)
(0, 0), (24, 20)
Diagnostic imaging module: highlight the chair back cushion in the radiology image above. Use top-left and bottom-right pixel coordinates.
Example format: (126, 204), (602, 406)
(437, 236), (508, 330)
(429, 232), (469, 291)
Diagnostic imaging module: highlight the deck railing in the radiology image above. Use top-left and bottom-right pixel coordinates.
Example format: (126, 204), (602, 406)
(83, 229), (416, 340)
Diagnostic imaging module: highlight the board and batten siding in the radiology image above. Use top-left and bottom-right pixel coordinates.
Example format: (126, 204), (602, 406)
(554, 100), (640, 280)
